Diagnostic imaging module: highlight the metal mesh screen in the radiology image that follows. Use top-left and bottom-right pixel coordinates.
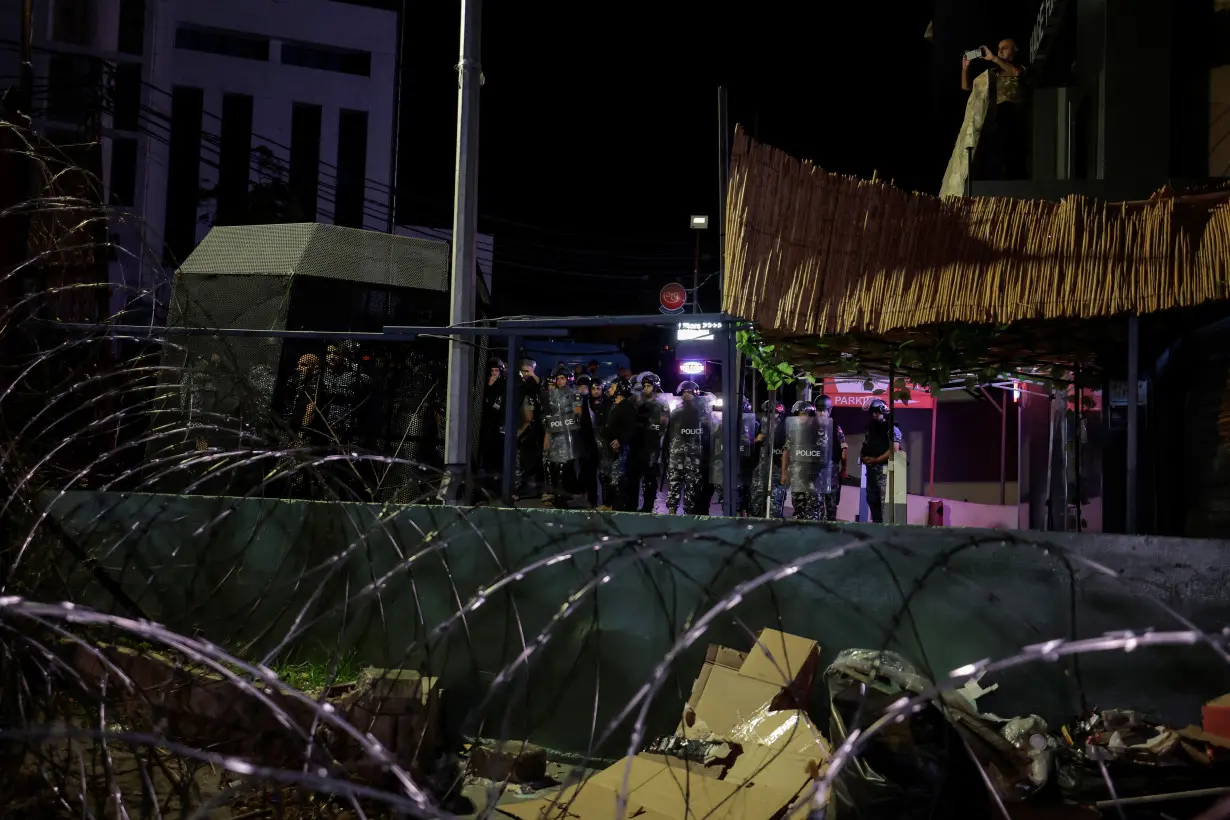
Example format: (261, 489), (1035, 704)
(178, 223), (449, 291)
(150, 224), (455, 498)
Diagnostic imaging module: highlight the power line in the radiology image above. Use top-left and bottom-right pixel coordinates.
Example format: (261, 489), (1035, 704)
(1, 39), (707, 269)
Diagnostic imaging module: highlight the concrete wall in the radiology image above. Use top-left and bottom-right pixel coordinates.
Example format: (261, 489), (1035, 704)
(44, 491), (1230, 756)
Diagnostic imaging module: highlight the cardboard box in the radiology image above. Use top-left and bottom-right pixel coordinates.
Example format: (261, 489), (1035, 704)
(680, 629), (820, 737)
(1203, 693), (1230, 740)
(499, 630), (827, 820)
(739, 630), (820, 700)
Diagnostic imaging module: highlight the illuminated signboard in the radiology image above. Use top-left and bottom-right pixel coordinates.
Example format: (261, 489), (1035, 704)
(676, 321), (721, 342)
(679, 360), (706, 375)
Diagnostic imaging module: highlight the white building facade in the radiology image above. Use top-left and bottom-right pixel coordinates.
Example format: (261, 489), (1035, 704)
(27, 0), (399, 316)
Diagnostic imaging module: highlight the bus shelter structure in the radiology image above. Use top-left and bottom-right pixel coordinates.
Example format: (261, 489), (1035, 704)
(81, 312), (748, 517)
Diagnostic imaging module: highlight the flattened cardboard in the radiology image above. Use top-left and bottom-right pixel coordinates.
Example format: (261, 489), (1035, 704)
(684, 664), (783, 739)
(739, 629), (819, 699)
(496, 752), (801, 820)
(496, 756), (664, 820)
(726, 709), (828, 798)
(500, 630), (826, 820)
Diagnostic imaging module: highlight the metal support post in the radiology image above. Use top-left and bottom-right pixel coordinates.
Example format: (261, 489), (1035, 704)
(764, 389), (777, 518)
(929, 399), (938, 497)
(1000, 387), (1008, 505)
(717, 86), (730, 307)
(887, 363), (896, 523)
(692, 232), (701, 314)
(721, 323), (738, 516)
(443, 0), (483, 504)
(501, 334), (520, 502)
(1126, 313), (1139, 533)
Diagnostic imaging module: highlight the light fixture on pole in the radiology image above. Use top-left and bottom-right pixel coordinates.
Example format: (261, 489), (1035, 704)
(690, 215), (708, 314)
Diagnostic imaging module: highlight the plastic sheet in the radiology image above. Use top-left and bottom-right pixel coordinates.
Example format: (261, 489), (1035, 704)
(823, 650), (1038, 817)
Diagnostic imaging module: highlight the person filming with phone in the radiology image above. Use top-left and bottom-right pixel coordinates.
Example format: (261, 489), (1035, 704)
(960, 38), (1028, 179)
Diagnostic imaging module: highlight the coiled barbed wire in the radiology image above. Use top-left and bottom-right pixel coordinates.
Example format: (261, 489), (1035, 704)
(2, 118), (1229, 820)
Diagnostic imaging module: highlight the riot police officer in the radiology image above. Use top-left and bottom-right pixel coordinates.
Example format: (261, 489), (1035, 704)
(600, 377), (638, 510)
(632, 372), (669, 512)
(814, 394), (848, 521)
(750, 400), (787, 518)
(861, 398), (903, 524)
(665, 381), (711, 515)
(541, 368), (581, 507)
(574, 374), (600, 506)
(705, 397), (755, 513)
(588, 378), (613, 508)
(781, 400), (834, 521)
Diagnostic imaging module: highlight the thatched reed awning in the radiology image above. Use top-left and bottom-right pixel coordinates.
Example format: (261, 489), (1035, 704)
(722, 127), (1230, 340)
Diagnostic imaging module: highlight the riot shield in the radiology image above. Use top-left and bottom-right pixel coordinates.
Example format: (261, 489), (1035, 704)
(667, 404), (706, 473)
(736, 408), (757, 463)
(785, 414), (832, 494)
(709, 411), (724, 486)
(543, 389), (579, 463)
(640, 397), (669, 467)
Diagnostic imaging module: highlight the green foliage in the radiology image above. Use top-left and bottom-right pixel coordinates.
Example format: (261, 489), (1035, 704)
(736, 328), (800, 390)
(272, 651), (362, 696)
(737, 321), (1083, 395)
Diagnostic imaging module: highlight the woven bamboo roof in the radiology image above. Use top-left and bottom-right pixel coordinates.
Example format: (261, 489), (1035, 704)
(722, 127), (1230, 340)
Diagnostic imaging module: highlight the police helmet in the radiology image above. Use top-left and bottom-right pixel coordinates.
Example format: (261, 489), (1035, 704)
(868, 398), (889, 415)
(791, 400), (815, 415)
(488, 356), (506, 375)
(761, 400), (785, 415)
(678, 380), (700, 395)
(612, 378), (635, 398)
(553, 366), (573, 384)
(814, 394), (834, 412)
(575, 374), (592, 388)
(640, 371), (662, 389)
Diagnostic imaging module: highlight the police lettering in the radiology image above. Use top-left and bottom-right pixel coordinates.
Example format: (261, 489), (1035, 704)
(681, 428), (702, 435)
(795, 449), (826, 458)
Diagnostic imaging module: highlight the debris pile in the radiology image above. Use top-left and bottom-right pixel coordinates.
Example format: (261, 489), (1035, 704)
(476, 635), (1230, 819)
(495, 630), (829, 819)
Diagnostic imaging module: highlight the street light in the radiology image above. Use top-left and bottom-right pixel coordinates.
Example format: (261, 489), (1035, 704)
(690, 215), (708, 313)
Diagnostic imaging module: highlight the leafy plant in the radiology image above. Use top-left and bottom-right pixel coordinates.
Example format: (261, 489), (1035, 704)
(736, 328), (801, 390)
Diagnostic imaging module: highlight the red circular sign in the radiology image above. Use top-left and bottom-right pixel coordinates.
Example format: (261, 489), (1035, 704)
(660, 283), (687, 311)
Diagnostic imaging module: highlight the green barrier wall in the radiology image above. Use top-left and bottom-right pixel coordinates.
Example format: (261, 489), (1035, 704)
(43, 491), (1230, 756)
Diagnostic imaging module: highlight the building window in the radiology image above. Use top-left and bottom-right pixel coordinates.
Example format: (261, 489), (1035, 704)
(53, 0), (93, 46)
(175, 25), (270, 61)
(109, 137), (138, 206)
(118, 0), (146, 55)
(334, 109), (368, 228)
(216, 94), (254, 226)
(111, 63), (142, 132)
(290, 103), (322, 222)
(47, 54), (100, 123)
(163, 86), (204, 266)
(282, 42), (371, 77)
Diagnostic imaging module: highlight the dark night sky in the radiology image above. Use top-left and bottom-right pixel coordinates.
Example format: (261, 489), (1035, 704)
(394, 0), (1040, 318)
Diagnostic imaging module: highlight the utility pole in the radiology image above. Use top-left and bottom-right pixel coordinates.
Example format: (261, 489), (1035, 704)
(442, 0), (483, 503)
(385, 0), (408, 233)
(19, 0), (32, 116)
(717, 86), (729, 306)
